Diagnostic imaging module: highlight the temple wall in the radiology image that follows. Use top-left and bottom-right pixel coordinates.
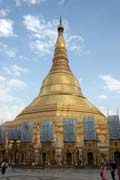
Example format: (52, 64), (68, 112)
(1, 111), (116, 167)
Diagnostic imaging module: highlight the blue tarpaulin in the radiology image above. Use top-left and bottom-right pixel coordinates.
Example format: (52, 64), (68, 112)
(108, 115), (120, 139)
(0, 126), (6, 144)
(63, 118), (77, 142)
(83, 116), (96, 140)
(21, 122), (33, 142)
(40, 120), (54, 142)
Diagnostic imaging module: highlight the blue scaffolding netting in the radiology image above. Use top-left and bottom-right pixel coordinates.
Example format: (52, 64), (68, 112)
(21, 122), (33, 143)
(40, 120), (54, 142)
(108, 115), (120, 139)
(83, 116), (96, 140)
(63, 118), (77, 142)
(8, 127), (21, 140)
(0, 126), (6, 144)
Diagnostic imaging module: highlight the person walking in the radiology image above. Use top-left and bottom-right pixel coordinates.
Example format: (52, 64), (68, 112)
(100, 164), (107, 180)
(110, 161), (117, 180)
(1, 160), (8, 174)
(117, 164), (120, 180)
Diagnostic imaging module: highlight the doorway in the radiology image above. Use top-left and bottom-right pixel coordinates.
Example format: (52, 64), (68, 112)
(114, 151), (120, 163)
(42, 152), (46, 164)
(87, 152), (94, 165)
(66, 152), (72, 165)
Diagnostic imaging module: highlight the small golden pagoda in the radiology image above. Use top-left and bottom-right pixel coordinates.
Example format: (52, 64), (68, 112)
(2, 18), (112, 166)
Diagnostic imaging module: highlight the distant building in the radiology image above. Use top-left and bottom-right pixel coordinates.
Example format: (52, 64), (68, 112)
(0, 19), (120, 166)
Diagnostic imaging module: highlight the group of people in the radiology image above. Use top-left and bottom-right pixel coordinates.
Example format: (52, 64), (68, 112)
(100, 161), (120, 180)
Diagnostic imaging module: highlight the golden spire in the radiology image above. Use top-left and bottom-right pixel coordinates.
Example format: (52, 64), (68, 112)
(50, 17), (71, 73)
(55, 16), (65, 48)
(39, 18), (82, 97)
(58, 16), (64, 32)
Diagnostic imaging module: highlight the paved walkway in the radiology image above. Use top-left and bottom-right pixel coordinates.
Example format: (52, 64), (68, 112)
(0, 168), (119, 180)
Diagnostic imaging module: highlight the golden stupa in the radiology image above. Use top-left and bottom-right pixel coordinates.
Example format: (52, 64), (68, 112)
(2, 18), (111, 166)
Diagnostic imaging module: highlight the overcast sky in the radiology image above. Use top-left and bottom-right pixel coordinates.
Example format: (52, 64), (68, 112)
(0, 0), (120, 122)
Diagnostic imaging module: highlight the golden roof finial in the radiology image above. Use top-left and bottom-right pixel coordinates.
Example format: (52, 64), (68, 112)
(56, 17), (65, 48)
(60, 16), (62, 24)
(57, 16), (64, 33)
(49, 17), (70, 73)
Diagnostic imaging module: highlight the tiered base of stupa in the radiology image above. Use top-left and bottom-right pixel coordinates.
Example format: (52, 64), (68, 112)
(3, 99), (110, 167)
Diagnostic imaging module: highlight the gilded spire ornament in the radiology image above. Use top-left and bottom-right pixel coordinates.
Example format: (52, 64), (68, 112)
(50, 17), (71, 73)
(55, 16), (65, 48)
(39, 18), (82, 96)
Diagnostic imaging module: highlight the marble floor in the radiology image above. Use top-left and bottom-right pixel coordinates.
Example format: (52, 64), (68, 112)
(0, 167), (119, 180)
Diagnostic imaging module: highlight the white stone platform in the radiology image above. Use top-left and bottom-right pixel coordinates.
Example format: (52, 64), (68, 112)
(0, 167), (119, 180)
